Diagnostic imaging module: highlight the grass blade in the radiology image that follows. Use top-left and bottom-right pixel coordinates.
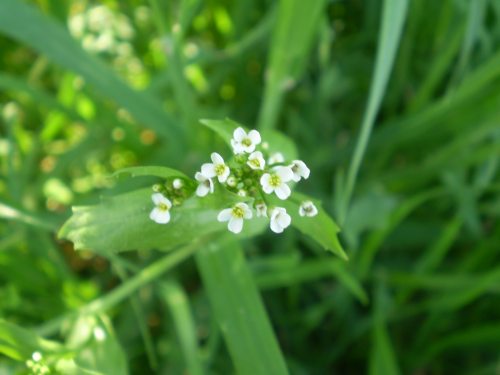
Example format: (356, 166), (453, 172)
(338, 0), (409, 224)
(258, 0), (327, 131)
(195, 238), (289, 375)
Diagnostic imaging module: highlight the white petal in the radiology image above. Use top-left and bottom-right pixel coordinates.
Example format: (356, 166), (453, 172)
(217, 208), (233, 222)
(260, 173), (271, 189)
(268, 152), (284, 165)
(299, 206), (306, 217)
(291, 173), (301, 182)
(294, 160), (310, 179)
(275, 184), (291, 200)
(276, 166), (294, 182)
(228, 217), (243, 233)
(239, 203), (252, 219)
(231, 139), (244, 154)
(233, 127), (246, 142)
(277, 210), (291, 228)
(196, 183), (209, 197)
(211, 152), (224, 165)
(150, 208), (170, 224)
(195, 171), (206, 182)
(248, 130), (261, 145)
(270, 218), (284, 233)
(152, 193), (164, 205)
(201, 163), (216, 178)
(218, 166), (230, 183)
(243, 143), (255, 153)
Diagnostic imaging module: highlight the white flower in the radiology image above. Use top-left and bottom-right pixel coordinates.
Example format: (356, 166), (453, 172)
(247, 151), (265, 170)
(260, 166), (293, 200)
(268, 152), (285, 165)
(255, 203), (267, 217)
(299, 201), (318, 217)
(237, 189), (247, 197)
(149, 193), (172, 224)
(173, 178), (183, 189)
(231, 127), (261, 154)
(217, 202), (253, 234)
(201, 152), (230, 183)
(290, 160), (310, 182)
(195, 172), (214, 197)
(269, 207), (291, 233)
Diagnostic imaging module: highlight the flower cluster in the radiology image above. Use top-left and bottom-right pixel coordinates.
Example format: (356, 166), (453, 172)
(149, 127), (318, 234)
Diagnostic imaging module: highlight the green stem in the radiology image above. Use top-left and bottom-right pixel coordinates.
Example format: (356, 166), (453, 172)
(36, 243), (199, 337)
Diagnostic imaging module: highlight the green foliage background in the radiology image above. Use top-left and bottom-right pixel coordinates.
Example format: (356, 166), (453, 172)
(0, 0), (499, 374)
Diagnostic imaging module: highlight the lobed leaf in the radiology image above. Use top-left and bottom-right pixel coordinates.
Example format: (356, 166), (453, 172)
(273, 192), (347, 260)
(59, 187), (267, 254)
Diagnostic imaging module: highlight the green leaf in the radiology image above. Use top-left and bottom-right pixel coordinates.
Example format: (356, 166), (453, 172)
(272, 192), (347, 260)
(195, 239), (289, 375)
(59, 188), (266, 254)
(200, 118), (298, 160)
(112, 166), (191, 181)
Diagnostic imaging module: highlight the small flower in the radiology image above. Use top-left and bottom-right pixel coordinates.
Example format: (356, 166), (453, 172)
(231, 127), (261, 154)
(247, 151), (265, 170)
(255, 202), (267, 217)
(226, 176), (237, 187)
(268, 152), (285, 165)
(201, 152), (230, 183)
(217, 202), (253, 234)
(150, 193), (172, 224)
(299, 201), (318, 217)
(172, 178), (183, 189)
(290, 160), (310, 182)
(195, 172), (214, 197)
(260, 166), (293, 200)
(237, 189), (247, 197)
(269, 207), (291, 233)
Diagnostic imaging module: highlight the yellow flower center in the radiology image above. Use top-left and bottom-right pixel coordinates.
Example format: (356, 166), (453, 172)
(214, 163), (226, 176)
(242, 137), (252, 147)
(158, 203), (169, 211)
(231, 205), (245, 218)
(269, 174), (281, 188)
(250, 158), (261, 168)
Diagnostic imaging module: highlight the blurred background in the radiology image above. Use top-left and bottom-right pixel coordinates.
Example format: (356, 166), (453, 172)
(0, 0), (499, 374)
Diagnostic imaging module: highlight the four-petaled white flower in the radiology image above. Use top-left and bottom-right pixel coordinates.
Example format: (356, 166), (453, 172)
(231, 127), (261, 154)
(217, 202), (253, 234)
(269, 207), (291, 233)
(255, 203), (267, 217)
(195, 172), (214, 197)
(299, 200), (318, 217)
(290, 160), (310, 182)
(268, 152), (284, 165)
(247, 151), (265, 170)
(150, 193), (172, 224)
(201, 152), (230, 183)
(260, 166), (293, 200)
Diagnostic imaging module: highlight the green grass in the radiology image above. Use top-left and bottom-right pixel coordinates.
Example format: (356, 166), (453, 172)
(0, 0), (499, 374)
